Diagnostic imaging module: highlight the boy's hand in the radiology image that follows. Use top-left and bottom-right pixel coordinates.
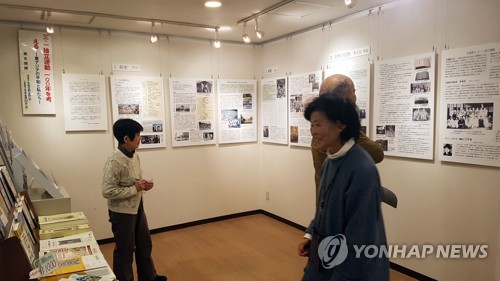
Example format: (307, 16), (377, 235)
(144, 179), (154, 191)
(135, 179), (146, 192)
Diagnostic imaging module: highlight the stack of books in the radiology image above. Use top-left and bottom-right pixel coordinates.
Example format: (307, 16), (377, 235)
(37, 231), (115, 280)
(38, 212), (91, 239)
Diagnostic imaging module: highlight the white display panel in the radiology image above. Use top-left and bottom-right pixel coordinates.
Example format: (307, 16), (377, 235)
(288, 71), (321, 147)
(169, 78), (216, 147)
(62, 74), (108, 131)
(439, 42), (500, 167)
(260, 77), (288, 145)
(373, 52), (436, 160)
(110, 75), (167, 149)
(217, 79), (257, 144)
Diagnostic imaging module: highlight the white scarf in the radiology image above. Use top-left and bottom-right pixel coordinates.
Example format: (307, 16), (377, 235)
(326, 138), (355, 160)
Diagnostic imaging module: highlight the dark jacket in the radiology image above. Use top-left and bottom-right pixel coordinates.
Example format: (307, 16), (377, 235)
(304, 144), (389, 281)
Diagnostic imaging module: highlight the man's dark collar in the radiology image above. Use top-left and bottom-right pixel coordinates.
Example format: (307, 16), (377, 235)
(118, 145), (135, 158)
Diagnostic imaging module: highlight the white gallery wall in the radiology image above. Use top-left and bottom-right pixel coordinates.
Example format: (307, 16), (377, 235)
(0, 0), (499, 280)
(0, 27), (263, 238)
(256, 0), (500, 280)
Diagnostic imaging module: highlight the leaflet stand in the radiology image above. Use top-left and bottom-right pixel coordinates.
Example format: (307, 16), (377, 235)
(0, 121), (14, 178)
(10, 145), (71, 216)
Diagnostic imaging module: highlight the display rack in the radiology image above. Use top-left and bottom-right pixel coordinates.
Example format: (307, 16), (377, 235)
(0, 121), (70, 216)
(0, 121), (14, 181)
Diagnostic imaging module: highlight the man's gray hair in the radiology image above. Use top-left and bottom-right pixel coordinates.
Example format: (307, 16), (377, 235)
(319, 78), (353, 97)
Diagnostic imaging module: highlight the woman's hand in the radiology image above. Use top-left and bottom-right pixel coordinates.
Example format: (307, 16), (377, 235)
(298, 237), (311, 257)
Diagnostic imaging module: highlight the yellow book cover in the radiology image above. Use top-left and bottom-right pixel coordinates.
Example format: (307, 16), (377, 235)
(44, 253), (108, 277)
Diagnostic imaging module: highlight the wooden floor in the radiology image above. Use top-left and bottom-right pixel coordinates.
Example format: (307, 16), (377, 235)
(99, 214), (417, 281)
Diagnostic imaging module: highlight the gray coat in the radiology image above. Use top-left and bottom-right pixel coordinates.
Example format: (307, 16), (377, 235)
(304, 144), (389, 281)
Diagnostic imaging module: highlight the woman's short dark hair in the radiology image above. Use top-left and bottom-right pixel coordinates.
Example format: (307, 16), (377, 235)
(113, 118), (143, 144)
(304, 95), (360, 142)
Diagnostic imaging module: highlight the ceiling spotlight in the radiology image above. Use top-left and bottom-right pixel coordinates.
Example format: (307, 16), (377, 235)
(242, 23), (251, 44)
(256, 30), (265, 39)
(150, 21), (158, 44)
(46, 24), (54, 34)
(45, 10), (54, 34)
(345, 0), (356, 8)
(205, 1), (222, 8)
(213, 28), (221, 48)
(255, 18), (265, 39)
(150, 34), (158, 44)
(242, 34), (251, 44)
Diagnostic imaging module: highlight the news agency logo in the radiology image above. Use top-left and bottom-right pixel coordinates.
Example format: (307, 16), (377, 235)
(317, 234), (348, 269)
(318, 235), (489, 269)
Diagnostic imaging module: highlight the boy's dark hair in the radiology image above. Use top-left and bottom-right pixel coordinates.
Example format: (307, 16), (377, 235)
(113, 118), (143, 144)
(304, 95), (360, 142)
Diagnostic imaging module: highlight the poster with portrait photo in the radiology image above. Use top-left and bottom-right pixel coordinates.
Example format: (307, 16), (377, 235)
(439, 42), (500, 167)
(170, 77), (216, 147)
(217, 79), (257, 144)
(111, 75), (166, 149)
(374, 52), (436, 160)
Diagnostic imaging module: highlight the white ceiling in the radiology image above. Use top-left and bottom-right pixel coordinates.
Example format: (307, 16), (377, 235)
(0, 0), (397, 44)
